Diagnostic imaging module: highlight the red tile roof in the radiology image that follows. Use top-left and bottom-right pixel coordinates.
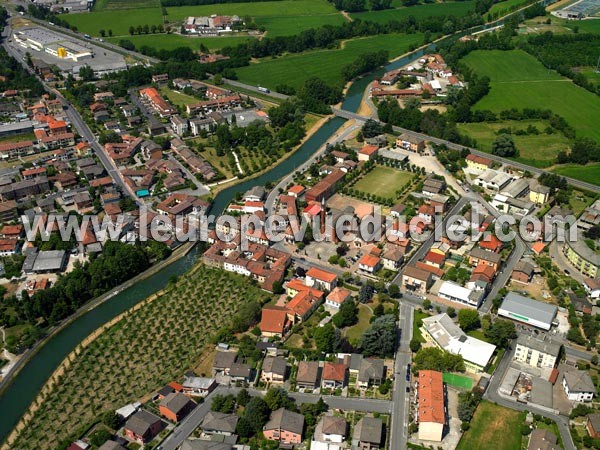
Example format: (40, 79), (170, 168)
(260, 306), (290, 335)
(418, 370), (445, 424)
(306, 267), (337, 284)
(323, 362), (346, 382)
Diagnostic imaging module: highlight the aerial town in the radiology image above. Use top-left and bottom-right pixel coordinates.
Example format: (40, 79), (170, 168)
(0, 0), (600, 450)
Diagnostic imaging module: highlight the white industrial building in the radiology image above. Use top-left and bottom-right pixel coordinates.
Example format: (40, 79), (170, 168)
(498, 292), (558, 330)
(437, 280), (484, 308)
(13, 27), (92, 62)
(421, 313), (496, 373)
(514, 334), (561, 369)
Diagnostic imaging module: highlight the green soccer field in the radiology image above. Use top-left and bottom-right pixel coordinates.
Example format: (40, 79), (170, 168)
(353, 166), (414, 199)
(235, 32), (423, 90)
(462, 50), (600, 142)
(442, 372), (473, 389)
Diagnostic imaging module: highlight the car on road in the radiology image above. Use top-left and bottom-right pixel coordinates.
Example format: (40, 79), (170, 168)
(406, 386), (410, 393)
(564, 269), (570, 275)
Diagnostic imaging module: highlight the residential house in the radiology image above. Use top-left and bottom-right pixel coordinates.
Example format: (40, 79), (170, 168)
(381, 246), (404, 271)
(171, 115), (189, 135)
(358, 145), (379, 162)
(213, 350), (238, 376)
(563, 368), (595, 402)
(260, 306), (292, 338)
(469, 247), (502, 271)
(402, 265), (433, 295)
(124, 410), (163, 443)
(306, 267), (338, 291)
(296, 361), (320, 390)
(512, 260), (535, 284)
(263, 408), (304, 444)
(181, 376), (217, 397)
(322, 362), (346, 389)
(438, 280), (484, 309)
(396, 133), (425, 152)
(313, 415), (347, 444)
(159, 392), (196, 423)
(417, 370), (445, 442)
(325, 287), (352, 312)
(527, 429), (559, 450)
(260, 356), (287, 384)
(529, 182), (551, 205)
(584, 277), (600, 299)
(587, 414), (600, 438)
(465, 153), (492, 172)
(358, 253), (381, 274)
(201, 411), (239, 436)
(357, 358), (384, 388)
(352, 417), (383, 450)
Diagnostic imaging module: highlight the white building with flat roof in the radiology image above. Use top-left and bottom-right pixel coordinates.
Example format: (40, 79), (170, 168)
(438, 280), (484, 308)
(13, 27), (92, 62)
(421, 313), (496, 373)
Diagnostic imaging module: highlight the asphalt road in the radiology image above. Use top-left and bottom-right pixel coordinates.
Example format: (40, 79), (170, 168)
(159, 386), (392, 450)
(222, 79), (290, 101)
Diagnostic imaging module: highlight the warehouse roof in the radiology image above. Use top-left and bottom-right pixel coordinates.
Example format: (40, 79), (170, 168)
(500, 292), (557, 325)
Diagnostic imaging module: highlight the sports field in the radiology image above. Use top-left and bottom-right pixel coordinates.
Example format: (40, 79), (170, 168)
(353, 166), (413, 199)
(553, 163), (600, 186)
(235, 33), (423, 89)
(63, 8), (163, 36)
(462, 50), (600, 142)
(442, 372), (473, 389)
(457, 401), (525, 450)
(107, 33), (253, 51)
(457, 120), (570, 167)
(350, 1), (475, 23)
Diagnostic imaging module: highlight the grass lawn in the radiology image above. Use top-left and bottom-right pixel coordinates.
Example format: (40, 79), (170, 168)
(466, 329), (490, 342)
(569, 190), (597, 215)
(353, 166), (413, 199)
(93, 0), (160, 10)
(8, 265), (271, 449)
(457, 120), (570, 168)
(107, 33), (254, 51)
(552, 163), (600, 186)
(166, 0), (338, 22)
(350, 1), (475, 23)
(456, 401), (525, 450)
(0, 131), (35, 143)
(63, 8), (164, 37)
(579, 67), (600, 85)
(236, 33), (423, 90)
(256, 14), (347, 37)
(412, 309), (429, 343)
(462, 50), (600, 142)
(345, 304), (373, 345)
(159, 86), (198, 108)
(559, 17), (600, 34)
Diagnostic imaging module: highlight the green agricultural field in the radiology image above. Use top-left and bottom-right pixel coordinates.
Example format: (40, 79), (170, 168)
(255, 14), (347, 37)
(350, 1), (475, 24)
(488, 0), (532, 17)
(462, 49), (561, 82)
(457, 401), (525, 450)
(93, 0), (160, 10)
(561, 17), (600, 34)
(353, 165), (413, 199)
(235, 33), (423, 90)
(553, 163), (600, 186)
(8, 265), (271, 449)
(457, 120), (570, 168)
(462, 50), (600, 142)
(63, 8), (163, 37)
(107, 33), (253, 51)
(166, 0), (338, 22)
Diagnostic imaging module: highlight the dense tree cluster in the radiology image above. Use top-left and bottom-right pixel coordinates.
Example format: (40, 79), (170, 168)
(341, 50), (389, 81)
(361, 314), (397, 357)
(332, 300), (359, 328)
(491, 134), (518, 157)
(0, 242), (171, 353)
(413, 347), (465, 372)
